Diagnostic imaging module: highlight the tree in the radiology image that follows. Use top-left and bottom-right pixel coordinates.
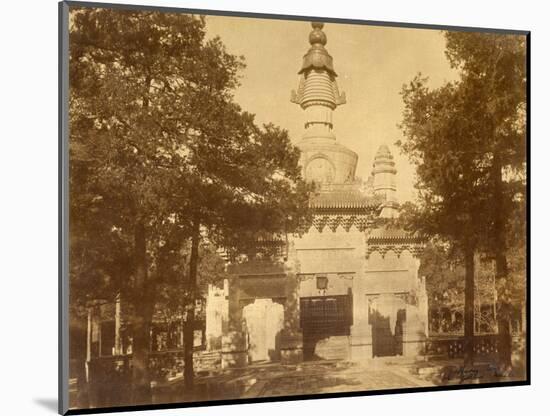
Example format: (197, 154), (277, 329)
(70, 9), (214, 403)
(398, 80), (493, 366)
(69, 7), (311, 403)
(398, 31), (526, 368)
(176, 118), (312, 390)
(443, 32), (527, 370)
(420, 241), (499, 335)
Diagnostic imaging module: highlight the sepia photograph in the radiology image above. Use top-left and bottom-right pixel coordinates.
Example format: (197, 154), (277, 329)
(60, 2), (529, 413)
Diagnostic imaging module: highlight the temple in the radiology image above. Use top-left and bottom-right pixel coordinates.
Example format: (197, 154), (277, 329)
(214, 22), (428, 367)
(80, 22), (429, 371)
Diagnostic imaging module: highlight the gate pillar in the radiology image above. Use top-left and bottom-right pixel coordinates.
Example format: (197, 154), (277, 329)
(280, 271), (303, 364)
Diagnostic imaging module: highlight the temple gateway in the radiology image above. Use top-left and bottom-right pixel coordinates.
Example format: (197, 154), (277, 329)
(207, 22), (428, 367)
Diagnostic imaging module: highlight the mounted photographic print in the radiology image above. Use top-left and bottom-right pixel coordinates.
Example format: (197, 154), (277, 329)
(59, 1), (530, 414)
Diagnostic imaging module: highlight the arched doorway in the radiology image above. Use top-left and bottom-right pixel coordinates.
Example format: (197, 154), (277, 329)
(242, 299), (284, 362)
(370, 294), (407, 357)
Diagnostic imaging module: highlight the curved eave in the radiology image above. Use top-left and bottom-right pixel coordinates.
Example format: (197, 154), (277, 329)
(366, 233), (426, 244)
(367, 236), (425, 244)
(309, 202), (381, 210)
(308, 189), (385, 212)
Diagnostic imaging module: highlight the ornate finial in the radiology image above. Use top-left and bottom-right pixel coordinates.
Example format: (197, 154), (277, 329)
(373, 145), (396, 171)
(375, 144), (392, 159)
(291, 21), (346, 111)
(309, 22), (327, 46)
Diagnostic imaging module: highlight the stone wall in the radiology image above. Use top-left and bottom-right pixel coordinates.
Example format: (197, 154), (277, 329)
(205, 282), (228, 351)
(219, 231), (427, 365)
(243, 299), (284, 362)
(349, 249), (427, 359)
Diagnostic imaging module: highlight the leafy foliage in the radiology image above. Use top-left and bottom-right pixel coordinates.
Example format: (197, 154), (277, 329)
(69, 7), (311, 304)
(397, 31), (526, 365)
(69, 7), (312, 398)
(397, 32), (526, 251)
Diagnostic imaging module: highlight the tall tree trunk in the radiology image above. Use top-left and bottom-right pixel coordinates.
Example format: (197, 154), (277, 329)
(184, 216), (200, 392)
(492, 152), (512, 370)
(130, 76), (156, 404)
(73, 314), (89, 408)
(131, 220), (154, 405)
(464, 247), (475, 367)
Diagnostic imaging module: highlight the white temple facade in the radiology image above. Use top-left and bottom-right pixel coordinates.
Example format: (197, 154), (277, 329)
(211, 22), (428, 367)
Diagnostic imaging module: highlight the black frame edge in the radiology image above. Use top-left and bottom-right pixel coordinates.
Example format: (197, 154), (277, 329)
(64, 380), (530, 415)
(524, 31), (531, 386)
(63, 0), (529, 35)
(59, 1), (71, 415)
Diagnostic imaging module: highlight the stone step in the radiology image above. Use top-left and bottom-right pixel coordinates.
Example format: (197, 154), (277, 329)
(417, 353), (449, 362)
(310, 336), (350, 360)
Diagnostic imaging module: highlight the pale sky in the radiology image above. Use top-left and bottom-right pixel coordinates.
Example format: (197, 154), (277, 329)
(205, 16), (459, 202)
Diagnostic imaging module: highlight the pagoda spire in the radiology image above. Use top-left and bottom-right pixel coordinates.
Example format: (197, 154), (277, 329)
(291, 22), (346, 141)
(372, 144), (399, 218)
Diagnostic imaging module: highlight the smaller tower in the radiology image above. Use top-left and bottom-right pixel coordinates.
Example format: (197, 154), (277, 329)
(372, 144), (399, 218)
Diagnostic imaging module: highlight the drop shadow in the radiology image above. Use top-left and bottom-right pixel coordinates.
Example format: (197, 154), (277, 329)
(34, 398), (58, 413)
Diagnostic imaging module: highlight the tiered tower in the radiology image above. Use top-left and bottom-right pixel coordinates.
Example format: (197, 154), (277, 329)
(291, 22), (358, 186)
(291, 22), (346, 140)
(372, 144), (399, 218)
(218, 21), (427, 368)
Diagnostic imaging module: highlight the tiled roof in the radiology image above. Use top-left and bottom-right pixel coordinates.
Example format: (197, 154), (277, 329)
(309, 190), (383, 209)
(367, 227), (422, 241)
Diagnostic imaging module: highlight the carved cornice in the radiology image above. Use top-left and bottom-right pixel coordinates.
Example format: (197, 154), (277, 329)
(365, 241), (425, 259)
(308, 213), (376, 233)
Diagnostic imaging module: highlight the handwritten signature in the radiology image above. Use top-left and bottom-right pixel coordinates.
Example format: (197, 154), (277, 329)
(441, 364), (506, 382)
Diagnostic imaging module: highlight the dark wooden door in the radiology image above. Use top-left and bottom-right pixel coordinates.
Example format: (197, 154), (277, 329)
(372, 307), (406, 357)
(300, 295), (352, 360)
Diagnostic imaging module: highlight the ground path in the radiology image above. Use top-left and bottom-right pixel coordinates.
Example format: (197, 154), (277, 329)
(154, 358), (439, 404)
